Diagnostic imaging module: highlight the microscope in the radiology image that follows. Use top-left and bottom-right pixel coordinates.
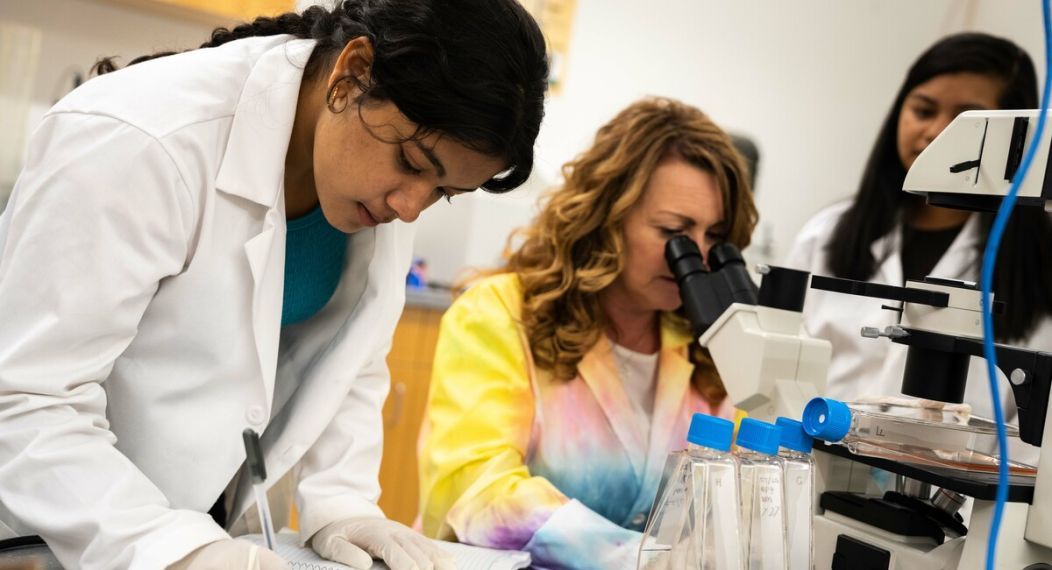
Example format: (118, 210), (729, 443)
(664, 236), (831, 422)
(806, 110), (1052, 569)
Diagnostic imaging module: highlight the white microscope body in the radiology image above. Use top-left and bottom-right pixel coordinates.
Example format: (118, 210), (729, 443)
(808, 109), (1052, 569)
(699, 300), (830, 422)
(903, 110), (1052, 211)
(665, 238), (831, 423)
(906, 109), (1052, 569)
(669, 110), (1052, 568)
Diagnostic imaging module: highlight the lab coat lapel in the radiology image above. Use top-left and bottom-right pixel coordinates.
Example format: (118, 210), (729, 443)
(871, 226), (904, 287)
(230, 225), (385, 524)
(635, 324), (692, 512)
(214, 39), (313, 414)
(272, 227), (381, 447)
(578, 337), (649, 479)
(928, 213), (981, 281)
(243, 213), (285, 415)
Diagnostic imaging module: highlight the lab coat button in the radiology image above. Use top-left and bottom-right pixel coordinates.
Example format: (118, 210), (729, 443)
(631, 513), (647, 526)
(246, 406), (265, 425)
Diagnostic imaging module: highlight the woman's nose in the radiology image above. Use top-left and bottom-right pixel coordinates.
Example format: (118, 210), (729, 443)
(387, 181), (435, 223)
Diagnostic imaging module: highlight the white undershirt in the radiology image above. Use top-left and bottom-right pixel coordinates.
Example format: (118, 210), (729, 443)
(611, 343), (660, 427)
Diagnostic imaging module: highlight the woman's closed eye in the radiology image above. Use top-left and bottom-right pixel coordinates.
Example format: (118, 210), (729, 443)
(398, 147), (423, 175)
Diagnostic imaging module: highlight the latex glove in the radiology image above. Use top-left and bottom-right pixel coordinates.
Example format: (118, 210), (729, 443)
(310, 516), (455, 570)
(167, 538), (289, 570)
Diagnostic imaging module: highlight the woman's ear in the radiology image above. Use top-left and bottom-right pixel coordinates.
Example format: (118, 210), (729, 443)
(327, 36), (375, 100)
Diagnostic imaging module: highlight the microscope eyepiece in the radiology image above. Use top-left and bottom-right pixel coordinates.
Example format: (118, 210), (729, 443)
(665, 235), (706, 280)
(664, 237), (757, 338)
(707, 242), (745, 272)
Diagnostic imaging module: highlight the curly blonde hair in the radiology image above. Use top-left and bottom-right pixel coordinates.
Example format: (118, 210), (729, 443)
(503, 97), (758, 403)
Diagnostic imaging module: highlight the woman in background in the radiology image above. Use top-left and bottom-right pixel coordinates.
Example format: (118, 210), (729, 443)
(786, 32), (1052, 430)
(418, 97), (757, 568)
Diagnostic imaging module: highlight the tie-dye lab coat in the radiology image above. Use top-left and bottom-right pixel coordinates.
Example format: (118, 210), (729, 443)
(418, 274), (735, 569)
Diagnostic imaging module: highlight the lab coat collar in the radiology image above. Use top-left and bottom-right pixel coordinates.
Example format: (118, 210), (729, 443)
(243, 206), (285, 415)
(214, 38), (315, 208)
(575, 316), (692, 481)
(650, 315), (694, 460)
(218, 38), (316, 416)
(231, 223), (401, 525)
(870, 212), (981, 286)
(927, 213), (981, 281)
(638, 322), (693, 510)
(577, 336), (648, 479)
(869, 220), (903, 286)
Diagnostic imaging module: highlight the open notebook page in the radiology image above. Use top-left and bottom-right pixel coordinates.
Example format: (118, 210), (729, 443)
(242, 532), (531, 570)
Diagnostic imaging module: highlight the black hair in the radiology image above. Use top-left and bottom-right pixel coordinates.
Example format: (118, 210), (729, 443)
(826, 32), (1052, 342)
(93, 0), (549, 193)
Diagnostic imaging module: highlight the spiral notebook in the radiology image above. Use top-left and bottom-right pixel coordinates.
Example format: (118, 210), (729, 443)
(243, 533), (531, 570)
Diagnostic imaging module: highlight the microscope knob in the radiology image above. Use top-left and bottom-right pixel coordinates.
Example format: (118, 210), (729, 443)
(861, 325), (908, 339)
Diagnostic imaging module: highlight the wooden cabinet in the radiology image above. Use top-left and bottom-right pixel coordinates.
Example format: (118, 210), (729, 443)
(378, 301), (448, 526)
(97, 0), (295, 25)
(153, 0), (294, 20)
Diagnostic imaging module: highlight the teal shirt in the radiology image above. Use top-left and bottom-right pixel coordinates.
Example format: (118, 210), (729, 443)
(281, 207), (348, 326)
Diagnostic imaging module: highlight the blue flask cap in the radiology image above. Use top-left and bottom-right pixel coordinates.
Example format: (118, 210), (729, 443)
(687, 413), (734, 452)
(735, 418), (782, 456)
(775, 417), (814, 453)
(802, 397), (852, 442)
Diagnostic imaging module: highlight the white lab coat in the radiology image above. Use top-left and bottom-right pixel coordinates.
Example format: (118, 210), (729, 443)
(785, 201), (1049, 459)
(0, 36), (413, 569)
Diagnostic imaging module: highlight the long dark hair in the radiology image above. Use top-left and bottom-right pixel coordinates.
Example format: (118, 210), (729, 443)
(826, 32), (1052, 342)
(93, 0), (549, 193)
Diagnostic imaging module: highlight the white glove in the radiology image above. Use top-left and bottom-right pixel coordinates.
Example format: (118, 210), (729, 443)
(167, 538), (289, 570)
(310, 516), (455, 570)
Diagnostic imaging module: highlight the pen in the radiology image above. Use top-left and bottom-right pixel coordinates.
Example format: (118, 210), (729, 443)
(242, 428), (276, 551)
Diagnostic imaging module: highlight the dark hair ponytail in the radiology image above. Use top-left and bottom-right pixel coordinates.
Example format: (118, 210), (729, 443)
(94, 0), (549, 193)
(825, 32), (1052, 342)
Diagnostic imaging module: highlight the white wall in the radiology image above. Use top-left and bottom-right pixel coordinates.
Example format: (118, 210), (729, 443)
(1, 0), (218, 106)
(3, 0), (1045, 284)
(0, 0), (218, 205)
(414, 0), (1047, 284)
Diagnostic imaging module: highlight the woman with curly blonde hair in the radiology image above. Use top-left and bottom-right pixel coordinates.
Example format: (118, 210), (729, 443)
(418, 97), (758, 568)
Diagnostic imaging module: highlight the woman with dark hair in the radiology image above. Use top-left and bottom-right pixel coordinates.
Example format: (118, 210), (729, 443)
(0, 2), (547, 569)
(418, 97), (757, 568)
(786, 32), (1052, 426)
